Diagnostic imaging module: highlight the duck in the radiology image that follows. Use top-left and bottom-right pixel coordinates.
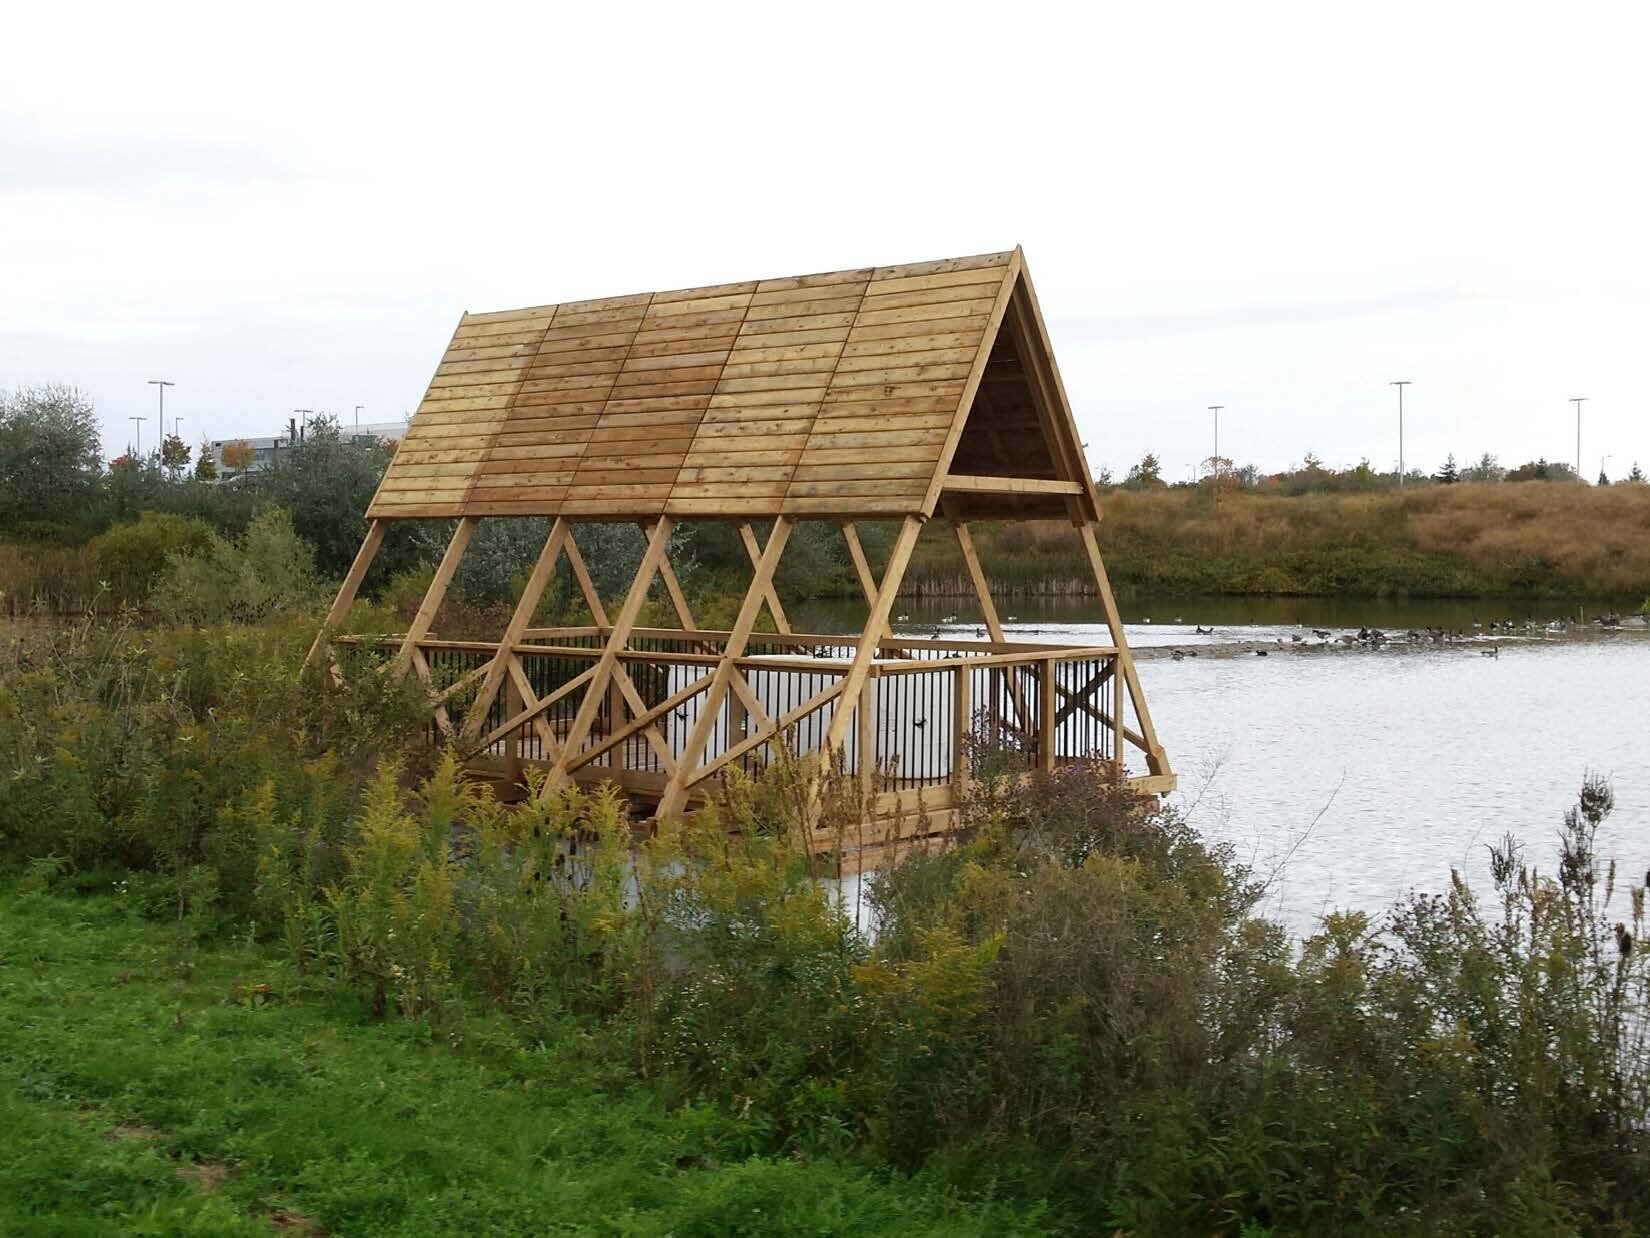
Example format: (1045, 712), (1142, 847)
(1171, 649), (1186, 661)
(895, 613), (910, 623)
(942, 614), (958, 623)
(1253, 649), (1270, 657)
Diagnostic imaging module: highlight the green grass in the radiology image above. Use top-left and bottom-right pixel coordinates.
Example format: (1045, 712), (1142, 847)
(0, 879), (1039, 1236)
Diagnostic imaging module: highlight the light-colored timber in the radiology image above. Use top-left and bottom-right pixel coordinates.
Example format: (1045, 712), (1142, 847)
(314, 249), (1173, 867)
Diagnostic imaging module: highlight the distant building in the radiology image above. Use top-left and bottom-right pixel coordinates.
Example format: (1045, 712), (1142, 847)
(208, 419), (406, 477)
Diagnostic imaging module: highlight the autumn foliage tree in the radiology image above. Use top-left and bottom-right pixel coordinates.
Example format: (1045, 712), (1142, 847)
(220, 440), (255, 476)
(160, 433), (191, 476)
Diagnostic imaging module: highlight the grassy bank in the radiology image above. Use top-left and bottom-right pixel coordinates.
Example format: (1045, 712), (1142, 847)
(903, 481), (1650, 599)
(0, 883), (1020, 1236)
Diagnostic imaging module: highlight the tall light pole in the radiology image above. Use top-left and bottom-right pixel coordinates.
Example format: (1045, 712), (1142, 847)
(1390, 381), (1411, 487)
(354, 404), (364, 431)
(147, 380), (174, 443)
(1207, 405), (1224, 506)
(129, 416), (146, 458)
(1571, 397), (1587, 476)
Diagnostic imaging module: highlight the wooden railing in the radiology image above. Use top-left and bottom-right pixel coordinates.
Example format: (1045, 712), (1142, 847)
(333, 627), (1166, 810)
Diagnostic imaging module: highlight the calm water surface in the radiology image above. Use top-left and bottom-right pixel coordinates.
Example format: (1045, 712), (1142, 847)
(797, 598), (1650, 935)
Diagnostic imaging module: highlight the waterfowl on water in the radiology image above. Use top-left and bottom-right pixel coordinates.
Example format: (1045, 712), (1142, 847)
(1312, 629), (1332, 640)
(1482, 644), (1500, 658)
(1195, 625), (1215, 635)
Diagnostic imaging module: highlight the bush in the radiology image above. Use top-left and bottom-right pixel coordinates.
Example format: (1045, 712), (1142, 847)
(89, 511), (214, 604)
(150, 507), (326, 625)
(0, 615), (429, 910)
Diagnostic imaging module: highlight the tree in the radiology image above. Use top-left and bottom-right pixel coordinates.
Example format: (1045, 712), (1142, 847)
(1436, 453), (1459, 484)
(0, 384), (102, 532)
(1462, 452), (1504, 483)
(160, 433), (191, 476)
(220, 440), (254, 476)
(260, 415), (411, 579)
(1598, 468), (1612, 486)
(193, 450), (218, 481)
(1629, 462), (1646, 484)
(1124, 452), (1164, 490)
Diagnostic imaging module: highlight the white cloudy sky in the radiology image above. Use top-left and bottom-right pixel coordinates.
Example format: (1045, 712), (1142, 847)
(4, 1), (1646, 482)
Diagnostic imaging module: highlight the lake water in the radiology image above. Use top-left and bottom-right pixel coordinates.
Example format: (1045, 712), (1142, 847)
(795, 597), (1650, 936)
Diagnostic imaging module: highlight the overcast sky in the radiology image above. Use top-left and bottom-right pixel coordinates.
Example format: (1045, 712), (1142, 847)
(5, 2), (1646, 483)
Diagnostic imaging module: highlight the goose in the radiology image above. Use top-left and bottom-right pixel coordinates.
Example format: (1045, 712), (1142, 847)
(1195, 625), (1215, 635)
(895, 613), (910, 623)
(1171, 649), (1186, 661)
(1312, 629), (1332, 640)
(1005, 614), (1019, 623)
(942, 614), (958, 623)
(1481, 644), (1500, 658)
(1253, 649), (1270, 657)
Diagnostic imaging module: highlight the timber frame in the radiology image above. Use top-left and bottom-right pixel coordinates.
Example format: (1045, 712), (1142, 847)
(311, 248), (1173, 867)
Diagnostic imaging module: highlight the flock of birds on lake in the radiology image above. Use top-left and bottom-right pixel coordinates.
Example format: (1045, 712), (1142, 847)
(1160, 612), (1638, 662)
(882, 611), (1642, 659)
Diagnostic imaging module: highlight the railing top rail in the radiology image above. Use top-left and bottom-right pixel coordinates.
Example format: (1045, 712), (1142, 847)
(335, 633), (1119, 671)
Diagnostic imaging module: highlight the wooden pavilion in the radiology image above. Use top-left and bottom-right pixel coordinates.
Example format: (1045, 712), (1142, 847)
(312, 248), (1172, 863)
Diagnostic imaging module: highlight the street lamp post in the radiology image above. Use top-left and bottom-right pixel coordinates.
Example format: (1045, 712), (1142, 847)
(129, 416), (146, 458)
(354, 404), (364, 431)
(147, 380), (174, 444)
(1207, 405), (1224, 506)
(1571, 398), (1587, 476)
(1390, 381), (1411, 487)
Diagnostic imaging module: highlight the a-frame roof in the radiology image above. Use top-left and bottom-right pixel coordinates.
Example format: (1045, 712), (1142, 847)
(367, 247), (1099, 523)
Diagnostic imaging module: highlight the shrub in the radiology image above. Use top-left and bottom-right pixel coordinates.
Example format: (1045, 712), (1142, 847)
(151, 507), (326, 625)
(89, 511), (214, 604)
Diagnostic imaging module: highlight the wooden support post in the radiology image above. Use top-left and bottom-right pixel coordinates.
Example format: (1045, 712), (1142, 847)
(303, 518), (386, 674)
(502, 662), (524, 785)
(643, 520), (697, 632)
(739, 523), (790, 634)
(954, 519), (1029, 729)
(395, 517), (478, 674)
(823, 516), (922, 759)
(1077, 521), (1169, 776)
(839, 522), (891, 641)
(654, 517), (793, 819)
(1039, 657), (1057, 772)
(858, 676), (875, 799)
(564, 529), (610, 627)
(459, 518), (568, 745)
(543, 518), (676, 794)
(952, 660), (971, 796)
